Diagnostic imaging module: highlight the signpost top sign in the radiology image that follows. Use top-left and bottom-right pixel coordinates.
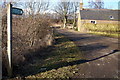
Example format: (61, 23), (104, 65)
(12, 7), (23, 15)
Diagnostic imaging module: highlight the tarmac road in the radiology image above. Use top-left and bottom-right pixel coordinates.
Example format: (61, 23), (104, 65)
(56, 28), (119, 78)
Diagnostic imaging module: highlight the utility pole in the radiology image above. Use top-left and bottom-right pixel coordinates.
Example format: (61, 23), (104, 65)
(7, 3), (12, 77)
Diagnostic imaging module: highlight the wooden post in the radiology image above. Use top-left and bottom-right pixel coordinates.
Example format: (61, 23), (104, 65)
(7, 3), (12, 77)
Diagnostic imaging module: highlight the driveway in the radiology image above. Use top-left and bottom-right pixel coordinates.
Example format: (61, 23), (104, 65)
(56, 28), (119, 78)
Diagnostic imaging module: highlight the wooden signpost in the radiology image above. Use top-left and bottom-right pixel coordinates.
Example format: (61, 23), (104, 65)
(7, 3), (23, 77)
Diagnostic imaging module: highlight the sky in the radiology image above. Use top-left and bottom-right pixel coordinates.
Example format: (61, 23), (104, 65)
(82, 0), (119, 9)
(50, 0), (119, 10)
(0, 0), (119, 9)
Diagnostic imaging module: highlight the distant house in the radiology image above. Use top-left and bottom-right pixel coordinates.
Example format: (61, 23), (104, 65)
(79, 9), (120, 24)
(77, 1), (120, 31)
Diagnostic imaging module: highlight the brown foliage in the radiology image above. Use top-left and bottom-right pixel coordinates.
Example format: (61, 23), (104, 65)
(2, 14), (53, 76)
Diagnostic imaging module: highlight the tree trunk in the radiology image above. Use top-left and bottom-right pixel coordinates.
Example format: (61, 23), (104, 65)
(77, 10), (81, 31)
(63, 16), (67, 28)
(73, 13), (76, 28)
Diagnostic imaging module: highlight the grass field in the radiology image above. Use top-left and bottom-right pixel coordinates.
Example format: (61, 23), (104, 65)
(83, 23), (119, 38)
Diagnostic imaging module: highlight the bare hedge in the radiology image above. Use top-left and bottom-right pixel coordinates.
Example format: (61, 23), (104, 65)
(2, 14), (54, 76)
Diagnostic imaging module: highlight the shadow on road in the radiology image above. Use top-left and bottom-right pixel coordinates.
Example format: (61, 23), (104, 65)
(78, 43), (108, 53)
(59, 33), (110, 54)
(42, 30), (119, 74)
(11, 30), (119, 78)
(40, 49), (119, 73)
(68, 49), (119, 65)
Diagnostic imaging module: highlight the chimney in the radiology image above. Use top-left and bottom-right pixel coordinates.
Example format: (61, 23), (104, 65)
(80, 0), (83, 10)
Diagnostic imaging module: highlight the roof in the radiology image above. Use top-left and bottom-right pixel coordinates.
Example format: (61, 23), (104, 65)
(80, 9), (120, 21)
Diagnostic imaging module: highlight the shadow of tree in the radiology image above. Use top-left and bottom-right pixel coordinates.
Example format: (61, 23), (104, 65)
(41, 49), (119, 73)
(17, 44), (119, 78)
(58, 32), (110, 54)
(11, 32), (119, 78)
(78, 43), (108, 53)
(12, 34), (79, 77)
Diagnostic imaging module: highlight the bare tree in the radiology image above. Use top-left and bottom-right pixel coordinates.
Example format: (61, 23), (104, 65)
(36, 1), (49, 14)
(72, 2), (79, 28)
(53, 1), (73, 28)
(22, 0), (49, 16)
(24, 2), (36, 16)
(88, 0), (104, 9)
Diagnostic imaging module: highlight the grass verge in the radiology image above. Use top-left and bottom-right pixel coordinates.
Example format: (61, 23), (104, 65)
(83, 23), (119, 38)
(25, 33), (83, 79)
(88, 31), (119, 38)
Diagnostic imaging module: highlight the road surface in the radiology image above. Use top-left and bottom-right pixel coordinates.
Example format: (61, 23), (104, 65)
(56, 28), (119, 78)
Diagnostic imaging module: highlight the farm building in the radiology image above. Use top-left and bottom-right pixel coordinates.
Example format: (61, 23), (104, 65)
(77, 2), (120, 31)
(79, 9), (120, 24)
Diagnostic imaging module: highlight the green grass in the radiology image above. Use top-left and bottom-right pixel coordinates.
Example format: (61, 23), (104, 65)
(88, 31), (119, 38)
(83, 23), (119, 32)
(83, 23), (119, 38)
(25, 33), (83, 79)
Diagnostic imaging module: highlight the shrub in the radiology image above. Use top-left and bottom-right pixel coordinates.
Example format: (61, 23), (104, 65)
(2, 14), (54, 76)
